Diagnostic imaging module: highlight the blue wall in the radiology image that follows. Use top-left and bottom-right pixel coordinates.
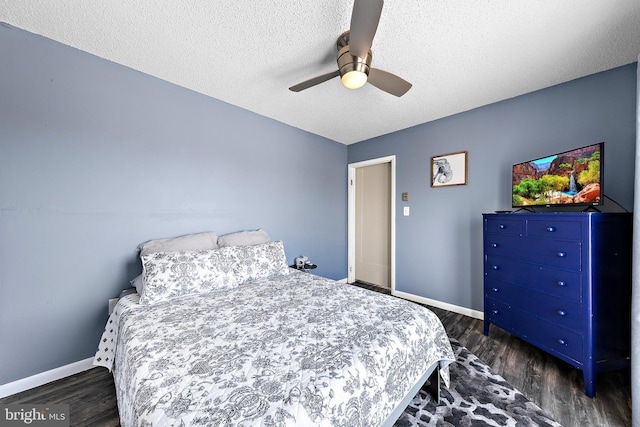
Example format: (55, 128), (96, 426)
(348, 64), (637, 312)
(1, 21), (637, 387)
(0, 25), (347, 384)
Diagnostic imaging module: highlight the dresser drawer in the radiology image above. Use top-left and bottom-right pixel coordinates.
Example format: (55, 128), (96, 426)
(485, 236), (581, 271)
(485, 280), (582, 331)
(486, 299), (583, 363)
(484, 235), (526, 259)
(485, 255), (582, 301)
(484, 218), (523, 236)
(527, 219), (582, 241)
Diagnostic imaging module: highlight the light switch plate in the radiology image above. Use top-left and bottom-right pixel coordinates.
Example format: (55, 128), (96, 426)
(402, 192), (409, 201)
(403, 206), (410, 216)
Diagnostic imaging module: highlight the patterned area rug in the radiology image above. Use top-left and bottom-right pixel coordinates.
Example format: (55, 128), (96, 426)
(395, 339), (562, 427)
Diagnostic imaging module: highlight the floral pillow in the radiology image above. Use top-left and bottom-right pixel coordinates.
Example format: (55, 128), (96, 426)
(139, 249), (239, 305)
(222, 240), (289, 284)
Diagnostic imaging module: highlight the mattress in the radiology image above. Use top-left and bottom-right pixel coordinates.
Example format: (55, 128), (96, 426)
(94, 269), (454, 426)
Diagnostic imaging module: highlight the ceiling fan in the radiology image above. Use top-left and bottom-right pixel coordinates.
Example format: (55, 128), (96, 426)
(289, 0), (412, 97)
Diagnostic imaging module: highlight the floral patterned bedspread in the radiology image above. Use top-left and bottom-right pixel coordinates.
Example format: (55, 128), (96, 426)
(94, 270), (454, 426)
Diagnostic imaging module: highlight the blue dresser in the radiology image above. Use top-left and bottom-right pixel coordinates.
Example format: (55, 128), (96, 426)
(483, 212), (631, 397)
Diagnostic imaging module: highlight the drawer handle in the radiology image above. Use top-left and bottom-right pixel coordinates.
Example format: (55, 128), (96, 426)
(557, 310), (567, 316)
(492, 309), (499, 315)
(546, 226), (556, 232)
(491, 265), (499, 270)
(557, 280), (567, 287)
(557, 251), (566, 258)
(491, 243), (499, 248)
(557, 338), (568, 346)
(492, 287), (499, 293)
(499, 224), (506, 229)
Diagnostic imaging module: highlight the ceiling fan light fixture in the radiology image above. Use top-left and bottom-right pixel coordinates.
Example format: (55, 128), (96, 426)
(337, 44), (372, 90)
(341, 70), (368, 89)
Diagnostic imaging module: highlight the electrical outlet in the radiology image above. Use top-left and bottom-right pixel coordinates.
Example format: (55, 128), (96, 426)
(403, 206), (410, 216)
(108, 298), (119, 315)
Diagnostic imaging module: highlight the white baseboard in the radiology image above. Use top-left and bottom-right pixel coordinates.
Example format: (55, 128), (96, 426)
(0, 358), (95, 399)
(345, 280), (484, 320)
(393, 290), (484, 320)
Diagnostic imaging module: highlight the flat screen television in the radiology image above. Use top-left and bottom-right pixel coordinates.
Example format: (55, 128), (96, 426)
(512, 142), (603, 208)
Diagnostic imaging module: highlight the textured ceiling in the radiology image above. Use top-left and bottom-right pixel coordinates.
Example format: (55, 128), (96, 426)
(2, 1), (639, 145)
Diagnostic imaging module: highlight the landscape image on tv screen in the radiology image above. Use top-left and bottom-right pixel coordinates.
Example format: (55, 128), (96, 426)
(512, 142), (602, 207)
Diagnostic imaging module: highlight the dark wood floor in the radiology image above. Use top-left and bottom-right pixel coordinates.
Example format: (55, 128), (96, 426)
(355, 282), (632, 427)
(1, 282), (631, 427)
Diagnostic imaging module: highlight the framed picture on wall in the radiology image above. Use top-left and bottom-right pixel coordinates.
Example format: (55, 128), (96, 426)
(431, 151), (467, 187)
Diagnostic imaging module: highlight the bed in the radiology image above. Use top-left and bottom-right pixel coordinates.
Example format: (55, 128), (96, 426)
(94, 233), (455, 426)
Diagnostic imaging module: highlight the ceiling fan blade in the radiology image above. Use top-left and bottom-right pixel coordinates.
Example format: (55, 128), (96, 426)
(349, 0), (384, 58)
(289, 70), (340, 92)
(368, 68), (412, 97)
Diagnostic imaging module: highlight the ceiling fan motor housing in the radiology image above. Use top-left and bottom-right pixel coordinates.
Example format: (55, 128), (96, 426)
(336, 30), (372, 78)
(337, 45), (372, 78)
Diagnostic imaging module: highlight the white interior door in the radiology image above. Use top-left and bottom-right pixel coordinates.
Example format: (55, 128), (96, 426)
(348, 156), (395, 291)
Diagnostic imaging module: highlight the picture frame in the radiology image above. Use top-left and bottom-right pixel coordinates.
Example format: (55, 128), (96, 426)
(431, 151), (467, 187)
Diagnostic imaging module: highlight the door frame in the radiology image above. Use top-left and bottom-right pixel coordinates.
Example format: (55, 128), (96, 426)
(348, 155), (396, 292)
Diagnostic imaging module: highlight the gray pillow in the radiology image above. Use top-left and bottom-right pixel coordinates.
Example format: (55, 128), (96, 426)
(217, 229), (270, 247)
(138, 231), (219, 256)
